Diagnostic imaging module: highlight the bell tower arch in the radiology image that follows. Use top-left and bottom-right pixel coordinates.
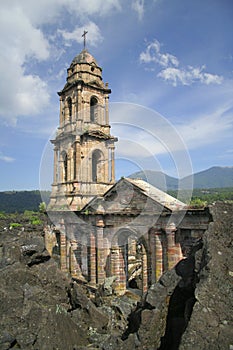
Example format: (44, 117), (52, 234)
(49, 45), (117, 210)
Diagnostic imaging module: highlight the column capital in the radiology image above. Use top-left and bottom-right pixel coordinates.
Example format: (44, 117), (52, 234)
(166, 222), (177, 234)
(96, 216), (105, 227)
(150, 225), (161, 235)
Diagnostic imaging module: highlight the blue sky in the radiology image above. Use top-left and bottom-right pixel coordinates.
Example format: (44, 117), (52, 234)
(0, 0), (232, 190)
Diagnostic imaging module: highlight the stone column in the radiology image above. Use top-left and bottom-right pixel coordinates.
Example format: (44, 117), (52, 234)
(96, 218), (105, 285)
(155, 232), (163, 280)
(149, 228), (156, 284)
(59, 153), (64, 183)
(166, 224), (183, 269)
(141, 246), (148, 293)
(69, 148), (74, 181)
(76, 86), (81, 120)
(59, 97), (64, 126)
(110, 246), (119, 277)
(118, 246), (126, 294)
(75, 140), (81, 181)
(110, 245), (126, 295)
(53, 147), (58, 184)
(105, 95), (109, 125)
(88, 229), (96, 286)
(110, 146), (115, 183)
(69, 240), (83, 279)
(60, 231), (67, 272)
(71, 96), (75, 123)
(69, 241), (75, 275)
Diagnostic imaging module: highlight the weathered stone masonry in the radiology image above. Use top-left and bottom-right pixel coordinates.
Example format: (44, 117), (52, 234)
(46, 47), (210, 295)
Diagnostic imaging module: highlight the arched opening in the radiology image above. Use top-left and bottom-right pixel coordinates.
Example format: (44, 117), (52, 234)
(67, 97), (72, 120)
(92, 149), (104, 183)
(90, 96), (98, 122)
(62, 151), (68, 182)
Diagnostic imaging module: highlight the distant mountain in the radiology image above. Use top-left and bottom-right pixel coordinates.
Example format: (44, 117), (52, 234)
(128, 170), (178, 191)
(183, 166), (233, 189)
(128, 166), (233, 190)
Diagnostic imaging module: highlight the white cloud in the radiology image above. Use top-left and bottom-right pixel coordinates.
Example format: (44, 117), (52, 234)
(158, 66), (223, 86)
(140, 40), (179, 67)
(66, 0), (122, 17)
(0, 153), (15, 163)
(0, 1), (122, 124)
(58, 22), (103, 47)
(0, 5), (50, 123)
(140, 39), (223, 86)
(3, 0), (121, 25)
(132, 0), (145, 21)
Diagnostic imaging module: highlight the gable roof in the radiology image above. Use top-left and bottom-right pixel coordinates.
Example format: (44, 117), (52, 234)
(82, 177), (186, 215)
(125, 178), (186, 211)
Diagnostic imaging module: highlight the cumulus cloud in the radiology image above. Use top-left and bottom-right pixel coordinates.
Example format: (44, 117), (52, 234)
(158, 66), (223, 86)
(140, 39), (223, 86)
(58, 22), (103, 47)
(0, 1), (122, 125)
(4, 0), (121, 25)
(0, 5), (50, 123)
(140, 40), (179, 67)
(132, 0), (145, 21)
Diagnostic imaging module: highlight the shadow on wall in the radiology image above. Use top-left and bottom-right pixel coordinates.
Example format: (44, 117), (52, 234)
(159, 239), (203, 350)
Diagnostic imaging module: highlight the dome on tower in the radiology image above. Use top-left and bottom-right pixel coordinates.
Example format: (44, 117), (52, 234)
(71, 49), (98, 66)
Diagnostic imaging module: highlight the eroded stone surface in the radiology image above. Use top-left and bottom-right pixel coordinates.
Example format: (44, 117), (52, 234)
(180, 202), (233, 350)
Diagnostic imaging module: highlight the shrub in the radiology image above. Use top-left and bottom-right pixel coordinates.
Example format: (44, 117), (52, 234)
(31, 218), (42, 225)
(0, 212), (6, 219)
(10, 223), (23, 228)
(39, 202), (46, 213)
(189, 198), (207, 208)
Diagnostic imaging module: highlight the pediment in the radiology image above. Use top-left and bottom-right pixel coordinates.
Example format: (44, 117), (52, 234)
(82, 178), (170, 215)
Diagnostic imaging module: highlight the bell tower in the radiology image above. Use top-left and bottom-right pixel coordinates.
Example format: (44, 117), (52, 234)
(49, 42), (117, 210)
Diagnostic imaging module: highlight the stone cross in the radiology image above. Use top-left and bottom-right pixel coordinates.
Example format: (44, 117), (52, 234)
(82, 30), (88, 49)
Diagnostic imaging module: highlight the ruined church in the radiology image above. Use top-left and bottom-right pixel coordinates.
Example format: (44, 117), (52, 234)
(46, 40), (210, 295)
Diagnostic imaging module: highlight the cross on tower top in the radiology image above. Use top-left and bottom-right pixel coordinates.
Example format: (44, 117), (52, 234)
(82, 30), (88, 49)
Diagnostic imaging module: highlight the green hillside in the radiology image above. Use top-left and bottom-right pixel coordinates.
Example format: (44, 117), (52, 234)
(0, 191), (51, 213)
(183, 166), (233, 188)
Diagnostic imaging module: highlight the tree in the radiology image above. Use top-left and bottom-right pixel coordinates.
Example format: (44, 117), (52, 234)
(39, 202), (47, 213)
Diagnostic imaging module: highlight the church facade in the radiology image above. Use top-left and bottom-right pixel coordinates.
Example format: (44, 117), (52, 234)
(46, 46), (210, 295)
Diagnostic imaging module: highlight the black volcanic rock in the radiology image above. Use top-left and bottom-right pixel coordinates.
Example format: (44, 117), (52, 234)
(119, 203), (232, 350)
(0, 203), (232, 350)
(180, 202), (233, 349)
(0, 221), (109, 350)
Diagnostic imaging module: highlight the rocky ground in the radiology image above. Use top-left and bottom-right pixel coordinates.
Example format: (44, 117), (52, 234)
(0, 202), (232, 350)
